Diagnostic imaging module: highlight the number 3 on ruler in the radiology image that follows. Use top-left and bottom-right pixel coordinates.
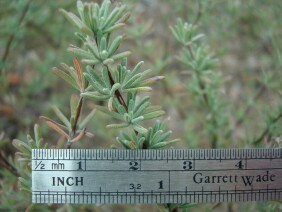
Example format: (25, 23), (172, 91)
(183, 161), (193, 170)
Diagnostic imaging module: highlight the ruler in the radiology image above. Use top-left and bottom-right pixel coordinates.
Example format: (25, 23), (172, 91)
(32, 148), (282, 204)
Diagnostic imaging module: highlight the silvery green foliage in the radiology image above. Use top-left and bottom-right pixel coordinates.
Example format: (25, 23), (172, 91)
(40, 95), (95, 143)
(171, 18), (228, 148)
(60, 0), (129, 37)
(13, 124), (47, 194)
(13, 124), (47, 164)
(82, 59), (158, 104)
(61, 0), (131, 65)
(177, 47), (217, 73)
(61, 0), (177, 149)
(170, 18), (204, 46)
(117, 120), (178, 149)
(170, 18), (218, 82)
(96, 92), (165, 133)
(43, 57), (96, 146)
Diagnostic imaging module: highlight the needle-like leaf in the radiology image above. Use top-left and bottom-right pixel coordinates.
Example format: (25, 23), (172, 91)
(73, 57), (85, 91)
(45, 121), (70, 139)
(52, 106), (71, 129)
(52, 67), (79, 90)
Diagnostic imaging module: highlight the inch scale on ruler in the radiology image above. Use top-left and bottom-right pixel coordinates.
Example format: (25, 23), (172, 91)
(32, 148), (282, 204)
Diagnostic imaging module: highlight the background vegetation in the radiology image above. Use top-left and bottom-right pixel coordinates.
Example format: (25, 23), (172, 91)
(0, 0), (281, 211)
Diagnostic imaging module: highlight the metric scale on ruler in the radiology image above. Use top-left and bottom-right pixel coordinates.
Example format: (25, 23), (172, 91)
(32, 148), (282, 204)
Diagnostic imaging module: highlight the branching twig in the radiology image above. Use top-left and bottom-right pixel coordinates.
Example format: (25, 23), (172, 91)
(93, 36), (138, 136)
(164, 1), (203, 121)
(253, 111), (282, 145)
(105, 65), (140, 136)
(95, 30), (139, 136)
(93, 39), (128, 112)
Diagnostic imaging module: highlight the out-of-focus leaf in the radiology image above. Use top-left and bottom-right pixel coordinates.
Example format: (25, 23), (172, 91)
(143, 110), (165, 120)
(52, 105), (71, 129)
(111, 51), (131, 61)
(45, 120), (70, 139)
(150, 140), (178, 149)
(52, 67), (80, 90)
(12, 139), (31, 154)
(39, 116), (68, 131)
(59, 9), (83, 30)
(106, 123), (129, 129)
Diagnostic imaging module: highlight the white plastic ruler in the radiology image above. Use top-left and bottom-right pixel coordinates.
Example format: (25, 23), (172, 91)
(32, 148), (282, 204)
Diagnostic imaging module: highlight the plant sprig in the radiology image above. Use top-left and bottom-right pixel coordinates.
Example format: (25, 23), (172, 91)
(42, 58), (95, 147)
(171, 17), (228, 148)
(61, 0), (177, 150)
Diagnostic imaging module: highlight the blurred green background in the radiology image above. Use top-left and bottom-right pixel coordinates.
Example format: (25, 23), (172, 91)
(0, 0), (281, 211)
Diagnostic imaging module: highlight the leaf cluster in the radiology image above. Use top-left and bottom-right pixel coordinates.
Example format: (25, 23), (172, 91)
(61, 0), (131, 65)
(53, 58), (87, 92)
(171, 18), (222, 94)
(13, 124), (47, 164)
(60, 0), (129, 37)
(45, 58), (95, 144)
(117, 120), (179, 149)
(170, 18), (204, 46)
(12, 124), (47, 194)
(177, 46), (217, 73)
(96, 92), (165, 134)
(82, 58), (163, 110)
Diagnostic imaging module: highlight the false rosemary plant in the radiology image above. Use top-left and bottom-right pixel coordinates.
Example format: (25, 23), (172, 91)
(170, 18), (228, 148)
(59, 0), (178, 150)
(12, 0), (178, 210)
(60, 1), (179, 210)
